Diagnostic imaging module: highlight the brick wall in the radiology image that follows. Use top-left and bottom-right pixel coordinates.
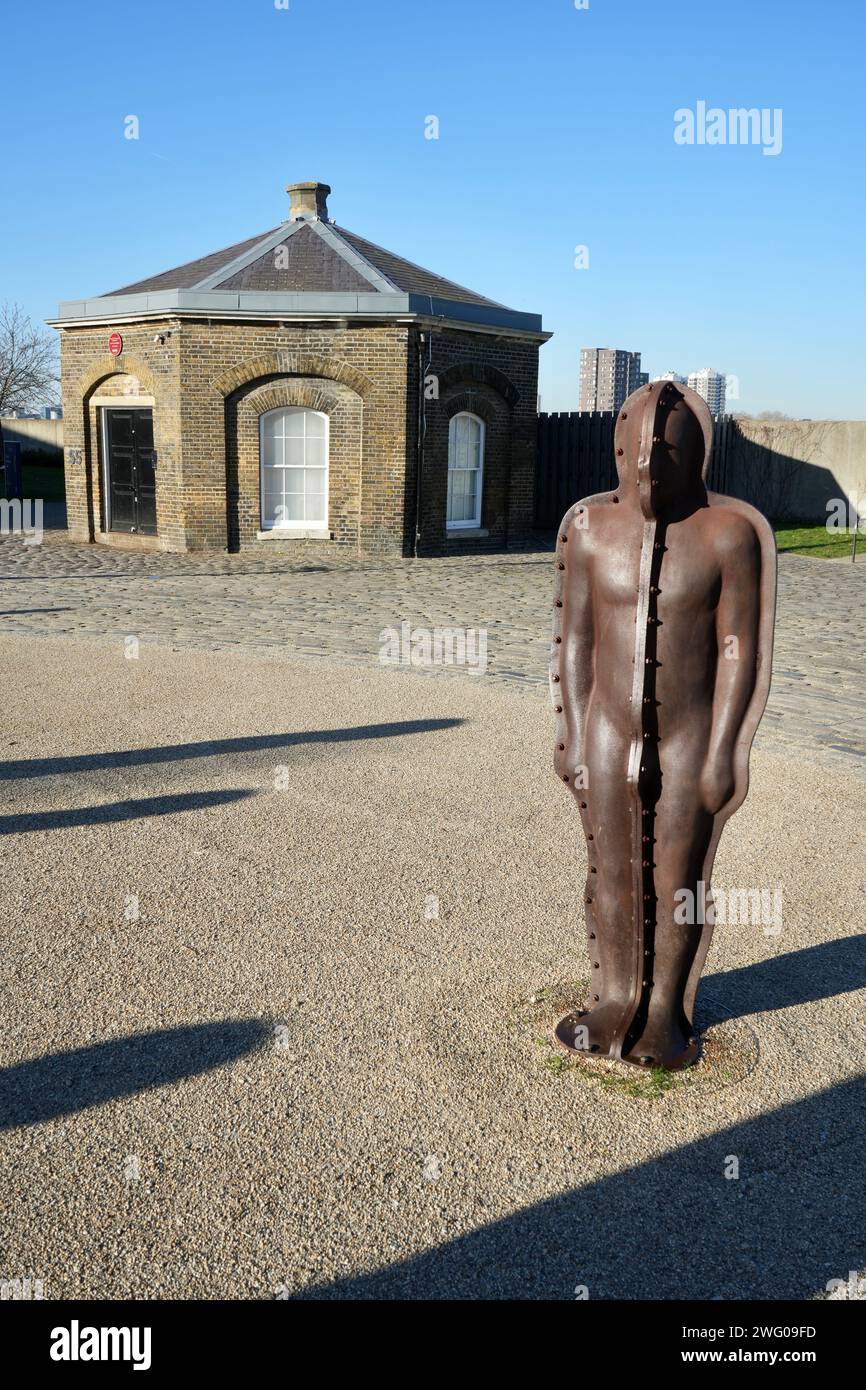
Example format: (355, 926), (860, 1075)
(184, 322), (410, 555)
(228, 376), (362, 551)
(407, 326), (541, 555)
(58, 316), (542, 557)
(59, 322), (182, 549)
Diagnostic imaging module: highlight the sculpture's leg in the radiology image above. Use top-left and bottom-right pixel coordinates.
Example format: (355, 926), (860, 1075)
(554, 729), (636, 1058)
(620, 747), (713, 1070)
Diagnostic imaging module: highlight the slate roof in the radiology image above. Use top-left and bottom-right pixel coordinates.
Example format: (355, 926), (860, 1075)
(105, 219), (504, 307)
(333, 227), (503, 308)
(106, 227), (284, 295)
(52, 192), (546, 338)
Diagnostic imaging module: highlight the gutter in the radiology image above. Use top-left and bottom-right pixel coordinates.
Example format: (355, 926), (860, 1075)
(47, 308), (552, 345)
(414, 330), (433, 558)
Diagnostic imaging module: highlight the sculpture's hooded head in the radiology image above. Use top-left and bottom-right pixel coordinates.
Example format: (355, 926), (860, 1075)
(613, 380), (714, 519)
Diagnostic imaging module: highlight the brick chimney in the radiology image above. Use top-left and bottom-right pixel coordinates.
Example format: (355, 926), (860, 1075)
(286, 181), (331, 222)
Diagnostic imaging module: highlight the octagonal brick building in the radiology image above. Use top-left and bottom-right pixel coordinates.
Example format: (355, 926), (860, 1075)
(51, 180), (550, 557)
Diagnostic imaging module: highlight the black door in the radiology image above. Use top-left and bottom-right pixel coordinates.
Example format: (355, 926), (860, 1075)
(105, 409), (156, 534)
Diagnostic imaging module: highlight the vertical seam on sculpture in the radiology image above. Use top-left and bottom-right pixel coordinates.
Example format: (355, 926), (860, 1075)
(611, 390), (660, 1060)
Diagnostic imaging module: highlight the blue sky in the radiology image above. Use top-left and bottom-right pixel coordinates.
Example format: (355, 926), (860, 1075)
(2, 0), (863, 416)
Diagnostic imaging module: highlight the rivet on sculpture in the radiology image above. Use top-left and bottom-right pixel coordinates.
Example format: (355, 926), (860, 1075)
(551, 381), (777, 1071)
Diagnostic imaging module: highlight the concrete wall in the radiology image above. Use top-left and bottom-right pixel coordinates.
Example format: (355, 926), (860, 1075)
(722, 418), (866, 523)
(0, 417), (64, 456)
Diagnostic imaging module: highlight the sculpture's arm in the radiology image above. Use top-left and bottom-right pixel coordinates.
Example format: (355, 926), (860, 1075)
(554, 519), (595, 783)
(701, 518), (761, 813)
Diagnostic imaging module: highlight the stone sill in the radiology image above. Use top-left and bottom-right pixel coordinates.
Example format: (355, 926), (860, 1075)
(256, 527), (333, 541)
(445, 527), (489, 539)
(95, 530), (164, 552)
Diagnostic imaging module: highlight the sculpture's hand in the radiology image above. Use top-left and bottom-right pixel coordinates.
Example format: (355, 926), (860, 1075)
(699, 755), (735, 815)
(703, 511), (763, 818)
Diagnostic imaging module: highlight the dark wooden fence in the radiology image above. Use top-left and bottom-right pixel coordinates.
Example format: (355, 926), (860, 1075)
(535, 411), (733, 529)
(535, 412), (616, 529)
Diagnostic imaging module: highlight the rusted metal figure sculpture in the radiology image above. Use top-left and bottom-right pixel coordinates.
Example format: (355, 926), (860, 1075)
(552, 381), (776, 1070)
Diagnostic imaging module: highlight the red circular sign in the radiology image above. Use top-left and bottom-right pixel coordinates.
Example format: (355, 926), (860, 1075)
(108, 332), (123, 357)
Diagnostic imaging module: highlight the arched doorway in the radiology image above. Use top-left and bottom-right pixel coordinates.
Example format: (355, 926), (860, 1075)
(101, 407), (156, 535)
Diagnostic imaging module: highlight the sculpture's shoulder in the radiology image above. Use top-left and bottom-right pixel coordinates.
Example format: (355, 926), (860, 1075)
(559, 492), (621, 555)
(701, 494), (775, 562)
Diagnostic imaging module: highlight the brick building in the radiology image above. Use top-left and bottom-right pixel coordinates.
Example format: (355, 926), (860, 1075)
(50, 181), (550, 556)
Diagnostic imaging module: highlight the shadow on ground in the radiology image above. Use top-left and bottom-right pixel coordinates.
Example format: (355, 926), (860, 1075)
(0, 607), (74, 616)
(296, 1076), (865, 1301)
(0, 1019), (270, 1130)
(0, 788), (258, 834)
(0, 719), (465, 782)
(698, 935), (866, 1026)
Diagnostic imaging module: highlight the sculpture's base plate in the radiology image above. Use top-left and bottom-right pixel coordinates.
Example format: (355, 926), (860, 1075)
(553, 1011), (699, 1073)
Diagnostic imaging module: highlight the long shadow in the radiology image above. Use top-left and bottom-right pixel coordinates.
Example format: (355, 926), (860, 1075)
(0, 1019), (270, 1130)
(296, 1075), (866, 1301)
(0, 607), (74, 615)
(0, 788), (257, 834)
(697, 935), (866, 1028)
(0, 719), (465, 782)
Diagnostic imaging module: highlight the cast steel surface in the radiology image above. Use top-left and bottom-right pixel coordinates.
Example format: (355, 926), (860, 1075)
(552, 381), (776, 1070)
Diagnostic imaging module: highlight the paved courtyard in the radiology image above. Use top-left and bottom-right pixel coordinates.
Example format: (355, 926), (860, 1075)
(1, 632), (864, 1300)
(0, 535), (864, 1300)
(0, 534), (864, 774)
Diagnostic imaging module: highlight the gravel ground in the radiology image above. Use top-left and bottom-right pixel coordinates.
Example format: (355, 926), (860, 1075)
(0, 634), (863, 1300)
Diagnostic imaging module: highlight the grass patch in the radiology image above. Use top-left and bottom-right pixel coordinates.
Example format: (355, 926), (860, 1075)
(535, 1034), (687, 1099)
(542, 1050), (573, 1076)
(598, 1064), (680, 1100)
(516, 980), (758, 1098)
(519, 984), (690, 1100)
(774, 522), (859, 560)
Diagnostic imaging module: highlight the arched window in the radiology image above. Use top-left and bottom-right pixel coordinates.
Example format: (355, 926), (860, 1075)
(446, 412), (484, 529)
(260, 407), (328, 530)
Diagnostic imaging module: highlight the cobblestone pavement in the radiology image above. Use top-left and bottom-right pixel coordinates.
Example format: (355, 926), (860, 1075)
(0, 534), (863, 773)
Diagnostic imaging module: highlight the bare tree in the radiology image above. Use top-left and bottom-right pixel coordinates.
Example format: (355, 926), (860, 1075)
(0, 303), (59, 480)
